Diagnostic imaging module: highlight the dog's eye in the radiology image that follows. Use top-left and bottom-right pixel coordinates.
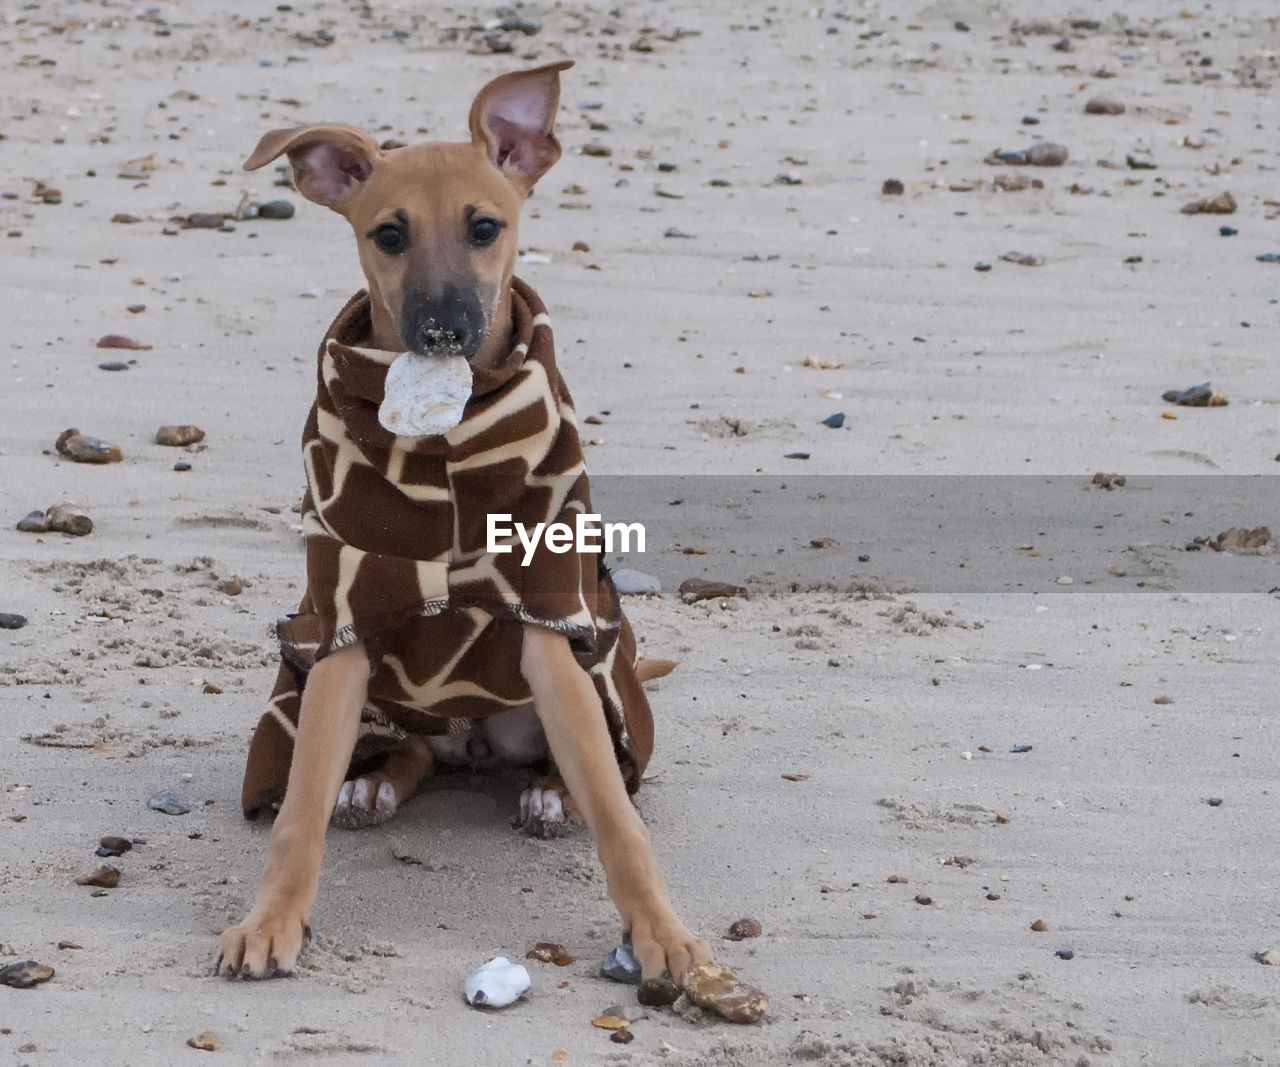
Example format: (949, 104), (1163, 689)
(469, 217), (502, 247)
(372, 223), (407, 254)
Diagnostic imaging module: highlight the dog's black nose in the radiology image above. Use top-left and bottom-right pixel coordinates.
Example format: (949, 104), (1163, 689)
(415, 322), (469, 352)
(402, 285), (484, 359)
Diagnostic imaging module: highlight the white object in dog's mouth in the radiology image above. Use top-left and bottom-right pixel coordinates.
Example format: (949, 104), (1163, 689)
(378, 351), (473, 438)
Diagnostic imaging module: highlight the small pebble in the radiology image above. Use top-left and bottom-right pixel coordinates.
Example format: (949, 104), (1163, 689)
(1257, 252), (1280, 264)
(1219, 226), (1237, 236)
(974, 262), (992, 272)
(600, 945), (642, 985)
(821, 412), (845, 429)
(174, 462), (193, 472)
(591, 1014), (630, 1031)
(914, 894), (933, 906)
(75, 863), (120, 888)
(682, 962), (768, 1024)
(96, 334), (151, 351)
(98, 361), (130, 372)
(1162, 382), (1227, 407)
(1029, 143), (1069, 166)
(187, 1031), (221, 1052)
(1031, 919), (1049, 932)
(881, 178), (905, 196)
(0, 613), (27, 630)
(611, 569), (661, 596)
(610, 1029), (635, 1045)
(183, 212), (226, 229)
(0, 960), (54, 989)
(17, 510), (48, 533)
(155, 425), (205, 447)
(218, 577), (243, 596)
(99, 835), (133, 854)
(1084, 96), (1125, 115)
(45, 504), (94, 537)
(256, 199), (295, 219)
(1181, 191), (1236, 215)
(1055, 948), (1074, 960)
(726, 918), (763, 941)
(1010, 744), (1033, 754)
(526, 942), (573, 966)
(637, 976), (680, 1007)
(1207, 797), (1223, 807)
(56, 428), (123, 464)
(148, 788), (191, 816)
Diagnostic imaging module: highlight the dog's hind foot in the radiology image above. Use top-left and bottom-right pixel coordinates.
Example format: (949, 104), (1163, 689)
(332, 776), (399, 829)
(331, 735), (433, 830)
(515, 775), (577, 838)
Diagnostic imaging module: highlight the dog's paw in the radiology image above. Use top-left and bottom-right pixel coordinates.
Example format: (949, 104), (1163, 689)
(332, 776), (398, 830)
(515, 780), (575, 839)
(628, 913), (713, 985)
(216, 910), (308, 979)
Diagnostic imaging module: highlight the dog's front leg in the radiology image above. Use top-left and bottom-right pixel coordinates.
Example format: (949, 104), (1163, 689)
(218, 644), (369, 978)
(520, 626), (712, 984)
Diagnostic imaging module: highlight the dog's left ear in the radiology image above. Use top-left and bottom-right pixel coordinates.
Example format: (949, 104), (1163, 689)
(469, 60), (573, 192)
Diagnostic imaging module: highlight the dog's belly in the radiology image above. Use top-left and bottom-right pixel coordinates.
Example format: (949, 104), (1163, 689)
(426, 702), (548, 768)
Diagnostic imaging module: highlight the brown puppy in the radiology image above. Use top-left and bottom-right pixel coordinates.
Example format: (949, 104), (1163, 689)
(217, 62), (712, 988)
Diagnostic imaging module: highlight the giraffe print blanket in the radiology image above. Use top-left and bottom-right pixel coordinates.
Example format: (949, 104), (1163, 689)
(240, 279), (654, 817)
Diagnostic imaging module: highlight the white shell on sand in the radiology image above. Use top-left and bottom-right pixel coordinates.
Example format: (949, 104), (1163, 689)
(464, 956), (531, 1008)
(378, 351), (473, 438)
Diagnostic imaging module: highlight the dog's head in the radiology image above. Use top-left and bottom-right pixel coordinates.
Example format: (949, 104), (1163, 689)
(244, 61), (570, 366)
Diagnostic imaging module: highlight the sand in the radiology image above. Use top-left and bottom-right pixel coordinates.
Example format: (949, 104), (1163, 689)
(2, 1), (1279, 1064)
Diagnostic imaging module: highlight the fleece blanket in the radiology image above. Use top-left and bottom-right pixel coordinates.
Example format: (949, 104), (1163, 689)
(241, 279), (653, 817)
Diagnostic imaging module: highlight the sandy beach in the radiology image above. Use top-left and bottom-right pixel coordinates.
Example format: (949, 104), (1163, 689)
(3, 1), (1279, 1063)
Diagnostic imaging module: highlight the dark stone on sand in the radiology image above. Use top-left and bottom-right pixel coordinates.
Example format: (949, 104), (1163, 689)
(0, 961), (54, 989)
(99, 835), (133, 854)
(600, 945), (642, 984)
(256, 199), (295, 220)
(637, 976), (680, 1007)
(0, 613), (26, 630)
(148, 789), (191, 816)
(1219, 226), (1237, 236)
(17, 510), (48, 533)
(1162, 382), (1227, 407)
(1056, 948), (1074, 960)
(821, 412), (845, 429)
(881, 178), (904, 196)
(98, 361), (130, 371)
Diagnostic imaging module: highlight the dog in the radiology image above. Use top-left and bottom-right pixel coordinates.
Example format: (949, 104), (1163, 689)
(216, 61), (713, 990)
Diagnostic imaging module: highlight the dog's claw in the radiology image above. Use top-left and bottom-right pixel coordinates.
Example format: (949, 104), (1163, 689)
(217, 911), (305, 979)
(332, 775), (398, 830)
(516, 783), (572, 838)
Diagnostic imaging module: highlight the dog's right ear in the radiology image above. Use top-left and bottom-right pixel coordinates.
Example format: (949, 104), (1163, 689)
(243, 124), (381, 212)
